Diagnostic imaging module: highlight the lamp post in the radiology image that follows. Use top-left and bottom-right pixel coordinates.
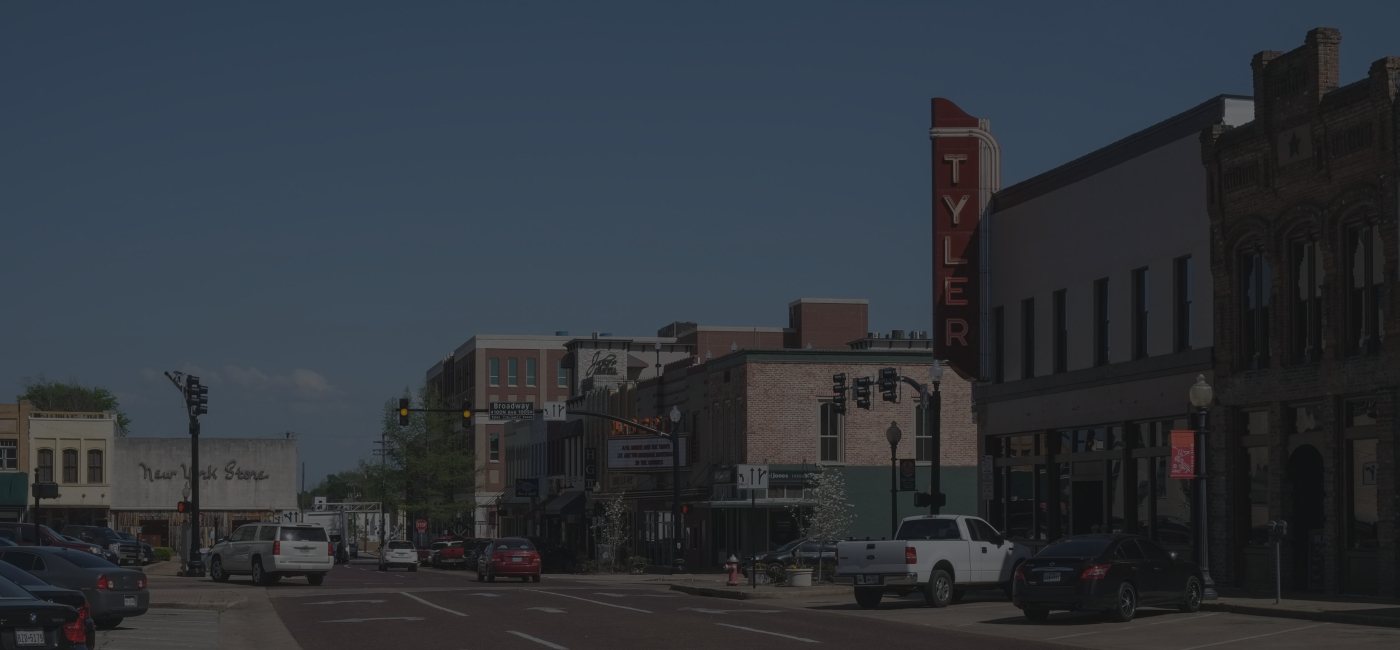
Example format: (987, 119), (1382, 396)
(1188, 374), (1218, 600)
(885, 421), (903, 538)
(669, 405), (683, 572)
(928, 363), (944, 515)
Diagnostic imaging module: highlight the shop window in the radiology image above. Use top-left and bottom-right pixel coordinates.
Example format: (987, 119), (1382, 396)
(1289, 239), (1325, 363)
(1346, 399), (1379, 428)
(1349, 438), (1379, 549)
(1238, 248), (1272, 369)
(819, 403), (842, 462)
(1242, 446), (1269, 545)
(1344, 222), (1387, 355)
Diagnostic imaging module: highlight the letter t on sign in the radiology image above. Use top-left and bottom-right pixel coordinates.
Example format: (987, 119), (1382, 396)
(944, 154), (968, 185)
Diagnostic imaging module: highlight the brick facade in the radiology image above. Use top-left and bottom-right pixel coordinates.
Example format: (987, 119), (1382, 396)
(1201, 28), (1399, 596)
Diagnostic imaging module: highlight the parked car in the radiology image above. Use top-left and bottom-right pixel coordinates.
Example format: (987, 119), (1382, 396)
(741, 538), (838, 579)
(462, 539), (492, 570)
(0, 559), (96, 648)
(835, 514), (1031, 609)
(0, 523), (112, 559)
(1013, 534), (1203, 623)
(0, 546), (148, 630)
(476, 537), (540, 583)
(207, 522), (333, 586)
(0, 571), (79, 649)
(432, 540), (467, 570)
(62, 535), (118, 565)
(62, 526), (141, 567)
(114, 532), (154, 565)
(378, 540), (418, 572)
(416, 546), (433, 566)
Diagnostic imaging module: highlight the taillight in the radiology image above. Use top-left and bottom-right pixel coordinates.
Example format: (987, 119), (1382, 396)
(63, 605), (88, 643)
(1014, 563), (1027, 582)
(328, 542), (334, 556)
(1080, 563), (1112, 581)
(904, 546), (917, 565)
(137, 575), (148, 590)
(95, 575), (110, 591)
(273, 541), (281, 556)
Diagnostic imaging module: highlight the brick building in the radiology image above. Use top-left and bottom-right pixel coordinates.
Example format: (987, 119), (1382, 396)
(1201, 28), (1399, 597)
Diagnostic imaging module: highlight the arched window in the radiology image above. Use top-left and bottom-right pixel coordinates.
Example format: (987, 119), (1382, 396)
(87, 449), (104, 484)
(36, 449), (53, 483)
(1344, 221), (1387, 355)
(62, 449), (79, 483)
(1237, 245), (1273, 369)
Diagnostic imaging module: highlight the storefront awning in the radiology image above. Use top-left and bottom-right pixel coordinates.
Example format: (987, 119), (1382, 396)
(545, 491), (584, 516)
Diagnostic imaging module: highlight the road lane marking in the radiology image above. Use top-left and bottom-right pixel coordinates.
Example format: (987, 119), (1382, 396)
(1048, 630), (1103, 641)
(527, 607), (567, 613)
(306, 599), (387, 605)
(680, 607), (781, 614)
(595, 592), (626, 597)
(527, 589), (652, 613)
(1175, 623), (1328, 650)
(716, 623), (819, 644)
(321, 617), (425, 623)
(401, 591), (469, 617)
(507, 630), (569, 649)
(470, 593), (502, 597)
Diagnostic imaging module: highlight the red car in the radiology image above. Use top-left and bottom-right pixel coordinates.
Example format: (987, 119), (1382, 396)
(476, 537), (540, 582)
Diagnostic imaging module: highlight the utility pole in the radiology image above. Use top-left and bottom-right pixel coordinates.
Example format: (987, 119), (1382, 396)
(164, 371), (208, 577)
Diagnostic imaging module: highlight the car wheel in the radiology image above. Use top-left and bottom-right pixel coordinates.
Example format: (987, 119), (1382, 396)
(1023, 607), (1049, 622)
(95, 617), (123, 630)
(251, 559), (266, 586)
(1180, 576), (1203, 613)
(924, 569), (953, 608)
(854, 587), (882, 609)
(1110, 582), (1137, 622)
(307, 574), (325, 586)
(210, 556), (228, 583)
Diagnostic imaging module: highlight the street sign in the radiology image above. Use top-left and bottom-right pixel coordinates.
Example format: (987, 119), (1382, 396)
(899, 459), (916, 491)
(736, 464), (769, 491)
(541, 401), (567, 422)
(488, 402), (535, 420)
(415, 518), (427, 533)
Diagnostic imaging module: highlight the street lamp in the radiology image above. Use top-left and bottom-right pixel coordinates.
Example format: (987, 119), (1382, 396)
(669, 405), (683, 572)
(886, 421), (903, 538)
(928, 363), (944, 515)
(1188, 374), (1218, 600)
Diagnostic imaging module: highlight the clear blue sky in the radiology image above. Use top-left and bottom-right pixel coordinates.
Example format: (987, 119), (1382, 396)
(3, 1), (1396, 486)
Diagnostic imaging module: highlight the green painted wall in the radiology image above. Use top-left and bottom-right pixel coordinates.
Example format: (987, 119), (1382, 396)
(842, 466), (977, 539)
(0, 474), (28, 508)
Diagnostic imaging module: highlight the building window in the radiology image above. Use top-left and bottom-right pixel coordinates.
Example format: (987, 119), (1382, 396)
(1052, 289), (1067, 374)
(489, 432), (500, 462)
(0, 440), (15, 470)
(488, 358), (500, 387)
(1021, 298), (1035, 379)
(1290, 240), (1325, 363)
(1174, 255), (1192, 352)
(992, 306), (1005, 383)
(1344, 223), (1386, 355)
(1132, 267), (1149, 359)
(36, 449), (53, 483)
(525, 358), (537, 387)
(87, 450), (104, 484)
(1349, 437), (1379, 549)
(819, 402), (842, 462)
(62, 449), (78, 484)
(915, 404), (932, 462)
(1240, 443), (1269, 545)
(1093, 277), (1110, 366)
(507, 358), (519, 386)
(1238, 249), (1272, 369)
(556, 361), (570, 389)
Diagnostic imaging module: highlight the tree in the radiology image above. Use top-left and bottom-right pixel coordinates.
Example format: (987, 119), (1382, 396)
(21, 377), (131, 434)
(793, 465), (854, 581)
(381, 387), (476, 535)
(594, 493), (629, 572)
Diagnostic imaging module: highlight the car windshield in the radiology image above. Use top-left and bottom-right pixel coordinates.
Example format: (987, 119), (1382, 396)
(387, 541), (414, 550)
(280, 527), (328, 542)
(1039, 538), (1114, 557)
(0, 561), (45, 587)
(772, 539), (804, 553)
(896, 519), (961, 541)
(495, 538), (534, 550)
(0, 574), (35, 600)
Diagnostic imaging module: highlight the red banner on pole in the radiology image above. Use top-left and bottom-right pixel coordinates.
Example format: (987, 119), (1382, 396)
(1169, 430), (1196, 479)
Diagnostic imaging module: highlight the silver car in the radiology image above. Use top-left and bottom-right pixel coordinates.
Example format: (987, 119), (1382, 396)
(378, 540), (418, 572)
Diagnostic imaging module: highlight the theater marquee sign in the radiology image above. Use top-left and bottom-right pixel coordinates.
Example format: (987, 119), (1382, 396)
(930, 98), (1000, 380)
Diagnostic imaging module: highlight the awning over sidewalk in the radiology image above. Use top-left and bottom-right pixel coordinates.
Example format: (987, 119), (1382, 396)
(545, 491), (584, 516)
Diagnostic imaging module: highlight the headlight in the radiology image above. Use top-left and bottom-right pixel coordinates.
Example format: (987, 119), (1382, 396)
(89, 546), (102, 555)
(109, 543), (121, 553)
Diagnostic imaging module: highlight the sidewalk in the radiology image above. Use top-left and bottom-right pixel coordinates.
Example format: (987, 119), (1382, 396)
(143, 560), (300, 650)
(1203, 593), (1400, 629)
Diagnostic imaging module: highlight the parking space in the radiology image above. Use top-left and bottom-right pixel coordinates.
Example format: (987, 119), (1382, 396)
(96, 608), (220, 650)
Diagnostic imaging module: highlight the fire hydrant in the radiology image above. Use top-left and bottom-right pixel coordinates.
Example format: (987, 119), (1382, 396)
(724, 555), (740, 586)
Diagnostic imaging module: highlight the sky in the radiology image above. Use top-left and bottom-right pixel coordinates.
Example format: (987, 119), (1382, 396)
(3, 1), (1397, 487)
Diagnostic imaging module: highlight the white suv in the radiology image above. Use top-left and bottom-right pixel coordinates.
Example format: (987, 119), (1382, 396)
(378, 540), (418, 572)
(208, 523), (333, 585)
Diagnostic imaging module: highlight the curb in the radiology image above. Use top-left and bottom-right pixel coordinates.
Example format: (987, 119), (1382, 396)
(150, 597), (247, 612)
(1202, 602), (1400, 629)
(670, 583), (849, 600)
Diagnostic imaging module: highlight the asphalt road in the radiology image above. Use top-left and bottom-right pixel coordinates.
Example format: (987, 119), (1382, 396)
(263, 559), (1063, 650)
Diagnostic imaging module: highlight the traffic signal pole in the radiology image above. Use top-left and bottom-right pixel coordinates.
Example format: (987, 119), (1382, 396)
(165, 371), (208, 577)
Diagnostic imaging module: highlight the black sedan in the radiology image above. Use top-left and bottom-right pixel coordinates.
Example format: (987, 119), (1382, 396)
(0, 572), (78, 649)
(1013, 534), (1203, 622)
(0, 561), (94, 649)
(0, 547), (148, 630)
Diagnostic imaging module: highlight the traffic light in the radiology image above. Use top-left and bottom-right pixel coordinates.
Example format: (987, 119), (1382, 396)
(185, 375), (208, 415)
(398, 398), (410, 426)
(831, 373), (847, 415)
(879, 367), (899, 403)
(854, 377), (872, 410)
(461, 401), (472, 426)
(680, 503), (691, 516)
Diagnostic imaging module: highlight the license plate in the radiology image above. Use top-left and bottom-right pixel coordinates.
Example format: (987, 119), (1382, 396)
(511, 556), (522, 563)
(124, 595), (138, 607)
(855, 575), (881, 585)
(15, 629), (44, 646)
(1042, 572), (1061, 583)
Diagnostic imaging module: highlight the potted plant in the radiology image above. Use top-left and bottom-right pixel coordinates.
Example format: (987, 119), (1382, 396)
(786, 560), (814, 587)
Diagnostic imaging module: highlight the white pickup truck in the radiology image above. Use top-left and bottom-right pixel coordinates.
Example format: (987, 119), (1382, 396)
(834, 514), (1032, 609)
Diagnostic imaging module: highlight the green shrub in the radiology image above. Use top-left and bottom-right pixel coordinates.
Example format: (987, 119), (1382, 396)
(153, 547), (174, 561)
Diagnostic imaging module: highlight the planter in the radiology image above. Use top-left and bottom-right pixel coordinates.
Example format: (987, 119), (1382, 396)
(787, 568), (814, 587)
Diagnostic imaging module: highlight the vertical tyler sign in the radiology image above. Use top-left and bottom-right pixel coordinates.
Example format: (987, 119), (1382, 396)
(930, 98), (1000, 380)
